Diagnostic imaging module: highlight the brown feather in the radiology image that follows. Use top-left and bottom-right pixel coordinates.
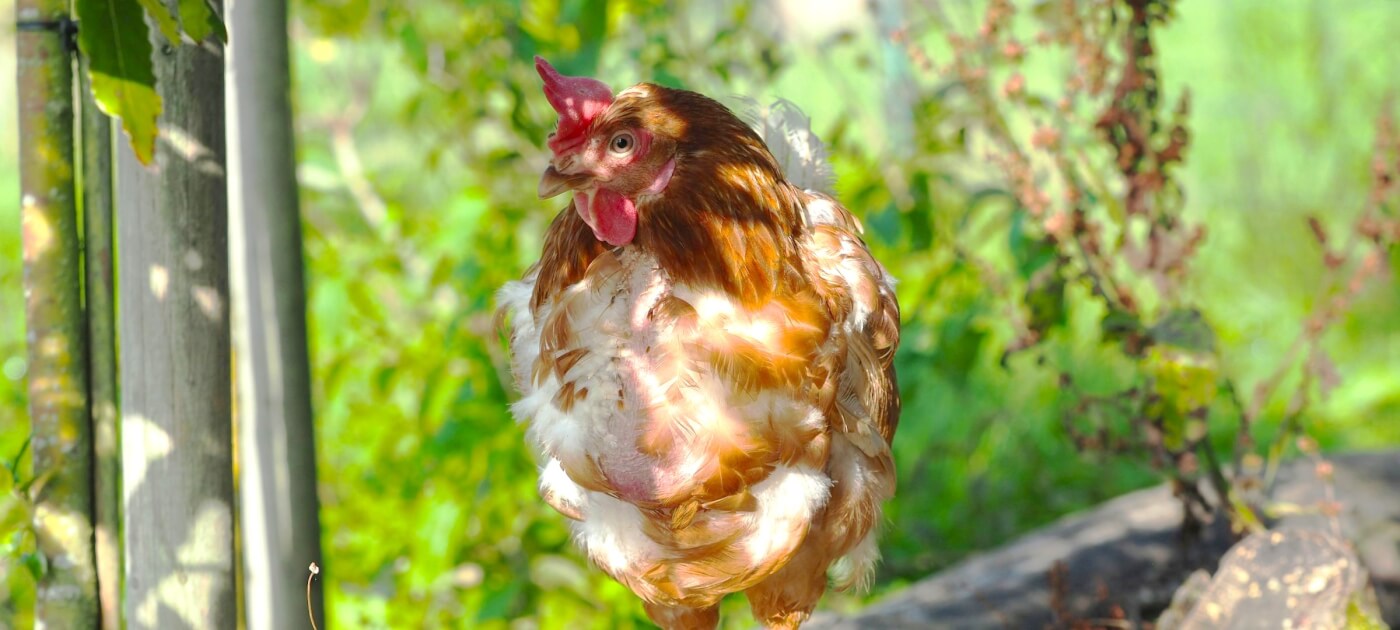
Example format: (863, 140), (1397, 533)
(506, 80), (901, 630)
(531, 206), (607, 311)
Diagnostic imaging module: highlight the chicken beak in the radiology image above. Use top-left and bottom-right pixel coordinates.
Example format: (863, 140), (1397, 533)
(538, 165), (571, 199)
(539, 163), (593, 199)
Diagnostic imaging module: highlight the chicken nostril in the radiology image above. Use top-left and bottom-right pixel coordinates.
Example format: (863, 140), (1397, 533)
(554, 154), (579, 175)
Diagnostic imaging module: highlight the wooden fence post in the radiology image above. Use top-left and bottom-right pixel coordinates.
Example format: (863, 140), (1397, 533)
(16, 0), (98, 626)
(115, 2), (236, 625)
(79, 49), (122, 630)
(227, 0), (326, 625)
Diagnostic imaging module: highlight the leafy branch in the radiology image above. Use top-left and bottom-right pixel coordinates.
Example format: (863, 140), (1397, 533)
(73, 0), (227, 164)
(908, 0), (1400, 533)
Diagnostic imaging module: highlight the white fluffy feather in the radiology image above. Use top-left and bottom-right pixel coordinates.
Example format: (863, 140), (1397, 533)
(575, 492), (660, 575)
(828, 529), (881, 591)
(735, 97), (835, 194)
(742, 465), (832, 561)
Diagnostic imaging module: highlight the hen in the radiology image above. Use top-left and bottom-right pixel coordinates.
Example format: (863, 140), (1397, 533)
(499, 57), (900, 629)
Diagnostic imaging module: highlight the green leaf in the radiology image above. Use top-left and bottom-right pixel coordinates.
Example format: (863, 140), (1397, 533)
(1101, 307), (1143, 341)
(563, 0), (608, 72)
(399, 24), (428, 73)
(178, 0), (227, 44)
(1346, 598), (1388, 630)
(476, 580), (523, 622)
(932, 309), (986, 384)
(3, 435), (29, 484)
(0, 493), (30, 539)
(905, 172), (934, 250)
(1146, 347), (1218, 416)
(76, 0), (163, 165)
(1025, 268), (1067, 335)
(21, 549), (47, 580)
(15, 468), (56, 497)
(867, 202), (901, 245)
(1008, 210), (1057, 278)
(134, 0), (181, 43)
(1227, 492), (1264, 533)
(1150, 308), (1216, 353)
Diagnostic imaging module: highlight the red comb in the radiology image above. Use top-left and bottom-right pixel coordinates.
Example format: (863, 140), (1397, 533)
(535, 56), (613, 155)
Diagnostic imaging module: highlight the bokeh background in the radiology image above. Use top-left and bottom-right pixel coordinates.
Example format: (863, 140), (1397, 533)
(2, 0), (1398, 627)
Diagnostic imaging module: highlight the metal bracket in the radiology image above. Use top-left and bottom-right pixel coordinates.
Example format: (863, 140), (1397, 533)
(15, 16), (79, 53)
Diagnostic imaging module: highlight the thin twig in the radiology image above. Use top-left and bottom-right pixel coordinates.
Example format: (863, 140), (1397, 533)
(307, 562), (320, 630)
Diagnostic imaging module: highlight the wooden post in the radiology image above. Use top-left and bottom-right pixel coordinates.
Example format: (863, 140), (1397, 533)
(226, 0), (326, 625)
(15, 0), (99, 626)
(115, 3), (236, 626)
(79, 51), (122, 630)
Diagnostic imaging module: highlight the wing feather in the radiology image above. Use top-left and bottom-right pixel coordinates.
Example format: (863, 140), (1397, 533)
(800, 191), (901, 591)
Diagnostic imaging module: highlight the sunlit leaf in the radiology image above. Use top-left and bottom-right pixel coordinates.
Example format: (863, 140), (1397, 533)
(178, 0), (228, 44)
(0, 491), (31, 538)
(3, 435), (28, 483)
(1227, 492), (1264, 534)
(76, 0), (163, 165)
(134, 0), (181, 43)
(1146, 348), (1218, 417)
(1346, 599), (1388, 630)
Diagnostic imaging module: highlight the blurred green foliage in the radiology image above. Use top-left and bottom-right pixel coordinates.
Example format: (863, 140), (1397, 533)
(2, 4), (36, 625)
(1, 0), (1398, 628)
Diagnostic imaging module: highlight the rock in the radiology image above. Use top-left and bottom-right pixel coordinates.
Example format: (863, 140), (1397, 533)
(1269, 452), (1400, 622)
(809, 452), (1400, 629)
(1154, 569), (1212, 629)
(1158, 528), (1383, 629)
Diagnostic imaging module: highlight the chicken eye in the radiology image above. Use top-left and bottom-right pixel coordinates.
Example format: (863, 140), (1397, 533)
(609, 132), (635, 156)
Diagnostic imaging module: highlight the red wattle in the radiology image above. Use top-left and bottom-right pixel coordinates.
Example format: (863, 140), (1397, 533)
(575, 189), (637, 246)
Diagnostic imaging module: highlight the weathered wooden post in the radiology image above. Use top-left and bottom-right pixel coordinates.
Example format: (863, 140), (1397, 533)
(114, 1), (237, 625)
(227, 0), (326, 625)
(79, 45), (122, 630)
(15, 0), (98, 626)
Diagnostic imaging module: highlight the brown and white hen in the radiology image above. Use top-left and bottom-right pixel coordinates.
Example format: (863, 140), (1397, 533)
(499, 57), (900, 629)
